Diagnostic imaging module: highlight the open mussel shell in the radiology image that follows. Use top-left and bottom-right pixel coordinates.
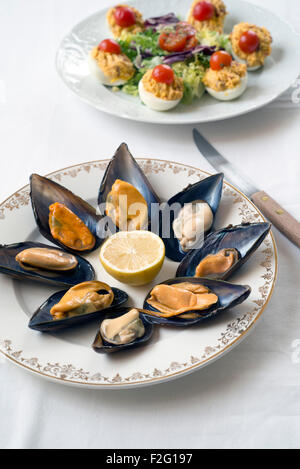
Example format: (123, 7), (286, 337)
(176, 222), (271, 280)
(143, 277), (251, 327)
(160, 173), (224, 262)
(98, 143), (161, 231)
(29, 287), (128, 332)
(92, 307), (154, 354)
(0, 242), (95, 287)
(30, 174), (104, 254)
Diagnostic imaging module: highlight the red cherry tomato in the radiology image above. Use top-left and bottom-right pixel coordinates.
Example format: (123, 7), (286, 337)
(98, 39), (121, 54)
(159, 32), (188, 52)
(152, 65), (175, 84)
(114, 6), (136, 28)
(158, 22), (198, 52)
(193, 1), (215, 21)
(210, 51), (232, 70)
(239, 30), (260, 54)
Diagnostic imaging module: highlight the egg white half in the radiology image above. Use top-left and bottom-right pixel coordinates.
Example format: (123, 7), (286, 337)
(232, 51), (262, 71)
(206, 73), (248, 101)
(88, 52), (128, 86)
(138, 80), (181, 111)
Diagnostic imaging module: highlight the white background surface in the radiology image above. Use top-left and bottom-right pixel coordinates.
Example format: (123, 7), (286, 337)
(0, 0), (300, 449)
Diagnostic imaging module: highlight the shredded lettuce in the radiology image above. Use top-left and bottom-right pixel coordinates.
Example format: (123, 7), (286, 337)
(197, 30), (232, 53)
(172, 60), (206, 104)
(119, 29), (167, 59)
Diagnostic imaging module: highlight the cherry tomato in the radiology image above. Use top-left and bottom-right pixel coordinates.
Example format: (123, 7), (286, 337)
(158, 22), (198, 52)
(159, 31), (188, 52)
(98, 39), (121, 55)
(193, 1), (215, 21)
(114, 6), (136, 28)
(152, 65), (175, 84)
(210, 51), (232, 70)
(239, 30), (260, 54)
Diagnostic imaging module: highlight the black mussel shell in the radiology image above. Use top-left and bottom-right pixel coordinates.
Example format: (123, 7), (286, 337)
(143, 277), (251, 326)
(30, 174), (104, 254)
(176, 222), (271, 280)
(29, 287), (128, 332)
(98, 143), (161, 231)
(160, 173), (224, 262)
(92, 307), (154, 354)
(0, 242), (95, 287)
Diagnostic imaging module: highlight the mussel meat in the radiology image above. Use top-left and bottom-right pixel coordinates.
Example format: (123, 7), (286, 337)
(105, 179), (148, 231)
(98, 143), (161, 232)
(15, 247), (78, 272)
(160, 173), (224, 262)
(50, 281), (114, 320)
(30, 174), (103, 253)
(143, 277), (251, 326)
(176, 222), (271, 280)
(172, 200), (214, 252)
(49, 202), (96, 251)
(194, 248), (239, 279)
(29, 281), (128, 332)
(0, 242), (95, 287)
(146, 282), (219, 317)
(92, 307), (154, 353)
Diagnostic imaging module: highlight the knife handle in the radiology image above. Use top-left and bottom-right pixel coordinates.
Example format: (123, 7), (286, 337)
(251, 191), (300, 248)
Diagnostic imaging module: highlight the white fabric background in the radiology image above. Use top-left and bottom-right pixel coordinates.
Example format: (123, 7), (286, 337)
(0, 0), (300, 449)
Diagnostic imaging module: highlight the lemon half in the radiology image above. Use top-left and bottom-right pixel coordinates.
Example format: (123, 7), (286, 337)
(100, 231), (165, 286)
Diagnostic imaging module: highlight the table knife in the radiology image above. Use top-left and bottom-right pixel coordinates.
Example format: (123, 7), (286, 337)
(193, 128), (300, 248)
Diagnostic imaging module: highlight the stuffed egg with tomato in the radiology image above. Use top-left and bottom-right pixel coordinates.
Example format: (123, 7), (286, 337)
(88, 39), (135, 86)
(203, 51), (248, 101)
(187, 0), (227, 34)
(138, 65), (184, 111)
(107, 4), (144, 38)
(230, 23), (272, 71)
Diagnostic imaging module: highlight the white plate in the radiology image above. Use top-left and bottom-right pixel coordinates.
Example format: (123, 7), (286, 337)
(56, 0), (300, 124)
(0, 159), (277, 389)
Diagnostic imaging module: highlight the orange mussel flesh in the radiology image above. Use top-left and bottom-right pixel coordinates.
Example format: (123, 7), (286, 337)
(195, 248), (238, 278)
(49, 202), (95, 251)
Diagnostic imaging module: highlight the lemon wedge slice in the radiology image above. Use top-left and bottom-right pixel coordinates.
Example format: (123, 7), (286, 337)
(100, 231), (165, 286)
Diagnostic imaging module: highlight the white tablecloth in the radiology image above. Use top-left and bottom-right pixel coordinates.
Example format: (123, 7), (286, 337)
(1, 0), (300, 449)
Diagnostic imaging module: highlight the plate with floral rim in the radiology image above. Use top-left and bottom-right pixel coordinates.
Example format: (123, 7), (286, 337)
(56, 0), (300, 124)
(0, 159), (277, 389)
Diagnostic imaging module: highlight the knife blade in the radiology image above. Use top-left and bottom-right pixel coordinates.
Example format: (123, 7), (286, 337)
(193, 128), (300, 248)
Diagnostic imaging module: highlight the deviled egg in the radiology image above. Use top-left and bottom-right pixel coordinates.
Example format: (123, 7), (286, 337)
(187, 0), (227, 33)
(107, 4), (144, 38)
(203, 51), (248, 101)
(230, 23), (272, 71)
(138, 65), (184, 111)
(88, 39), (135, 86)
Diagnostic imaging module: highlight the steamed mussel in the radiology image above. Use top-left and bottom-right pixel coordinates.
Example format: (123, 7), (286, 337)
(176, 223), (271, 280)
(29, 280), (128, 332)
(92, 307), (154, 353)
(143, 277), (251, 326)
(98, 143), (161, 232)
(30, 174), (104, 254)
(160, 173), (224, 262)
(0, 242), (95, 287)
